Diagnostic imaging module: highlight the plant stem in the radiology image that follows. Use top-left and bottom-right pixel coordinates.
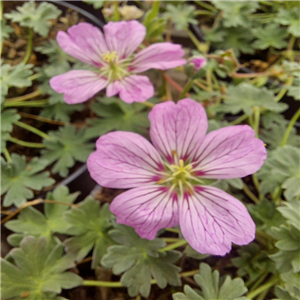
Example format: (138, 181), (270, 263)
(194, 0), (216, 12)
(186, 28), (203, 53)
(275, 77), (293, 102)
(159, 239), (187, 252)
(19, 112), (65, 125)
(5, 90), (42, 102)
(252, 174), (260, 194)
(8, 137), (45, 148)
(3, 148), (12, 163)
(15, 121), (50, 140)
(228, 114), (248, 125)
(247, 276), (279, 299)
(22, 28), (33, 64)
(179, 269), (199, 277)
(253, 107), (260, 137)
(280, 107), (300, 146)
(179, 79), (194, 99)
(249, 271), (269, 293)
(162, 238), (181, 242)
(165, 228), (180, 234)
(4, 100), (48, 107)
(243, 183), (259, 204)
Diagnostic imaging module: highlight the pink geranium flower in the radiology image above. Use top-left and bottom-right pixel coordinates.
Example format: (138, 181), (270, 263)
(190, 56), (207, 70)
(50, 21), (186, 104)
(87, 99), (267, 255)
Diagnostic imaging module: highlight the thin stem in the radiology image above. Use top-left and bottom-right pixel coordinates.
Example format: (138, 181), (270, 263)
(228, 114), (248, 125)
(179, 269), (199, 278)
(163, 73), (185, 94)
(253, 107), (260, 137)
(280, 107), (300, 146)
(275, 77), (293, 102)
(28, 73), (41, 81)
(18, 112), (65, 125)
(15, 121), (50, 140)
(252, 174), (260, 195)
(5, 90), (42, 102)
(4, 100), (48, 107)
(247, 276), (279, 299)
(3, 148), (12, 162)
(194, 0), (216, 12)
(165, 228), (180, 234)
(249, 271), (269, 293)
(179, 79), (194, 99)
(162, 238), (181, 242)
(243, 183), (259, 204)
(8, 137), (45, 148)
(186, 28), (203, 53)
(22, 28), (33, 64)
(159, 239), (187, 252)
(83, 280), (123, 288)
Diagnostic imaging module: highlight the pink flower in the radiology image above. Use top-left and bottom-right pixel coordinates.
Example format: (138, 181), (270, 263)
(50, 21), (186, 104)
(190, 57), (206, 70)
(87, 99), (267, 255)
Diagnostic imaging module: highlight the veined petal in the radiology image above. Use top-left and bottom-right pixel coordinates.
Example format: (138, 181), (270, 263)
(179, 186), (255, 256)
(50, 70), (108, 104)
(110, 185), (179, 239)
(57, 23), (108, 66)
(106, 75), (154, 103)
(104, 20), (146, 59)
(149, 98), (208, 163)
(193, 125), (267, 179)
(130, 43), (186, 73)
(87, 131), (165, 189)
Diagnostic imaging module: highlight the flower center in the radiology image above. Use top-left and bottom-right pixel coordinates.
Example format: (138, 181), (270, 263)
(99, 51), (130, 82)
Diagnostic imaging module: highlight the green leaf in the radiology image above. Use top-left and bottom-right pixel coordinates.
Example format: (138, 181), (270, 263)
(184, 245), (210, 260)
(218, 83), (287, 115)
(277, 201), (300, 231)
(1, 19), (14, 40)
(1, 63), (33, 97)
(214, 1), (259, 28)
(252, 24), (288, 50)
(41, 125), (93, 177)
(5, 186), (79, 246)
(4, 2), (61, 36)
(172, 263), (248, 300)
(163, 4), (198, 31)
(275, 285), (299, 300)
(257, 146), (300, 201)
(275, 7), (300, 37)
(1, 154), (55, 207)
(231, 243), (274, 281)
(1, 237), (82, 300)
(40, 103), (84, 122)
(83, 0), (104, 9)
(101, 224), (181, 298)
(86, 97), (149, 139)
(1, 109), (20, 132)
(64, 198), (114, 268)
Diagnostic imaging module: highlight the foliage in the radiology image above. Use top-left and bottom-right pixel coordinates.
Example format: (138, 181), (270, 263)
(1, 109), (20, 152)
(102, 224), (181, 297)
(64, 198), (114, 269)
(5, 186), (79, 246)
(1, 154), (55, 207)
(172, 263), (248, 300)
(86, 97), (150, 138)
(41, 126), (94, 177)
(1, 236), (82, 300)
(1, 20), (14, 40)
(83, 0), (104, 9)
(275, 7), (300, 37)
(4, 2), (62, 36)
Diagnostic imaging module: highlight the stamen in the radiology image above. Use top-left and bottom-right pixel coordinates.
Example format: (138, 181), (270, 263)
(101, 51), (118, 63)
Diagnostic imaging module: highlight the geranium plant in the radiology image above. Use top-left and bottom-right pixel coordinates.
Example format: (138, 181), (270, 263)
(1, 1), (299, 300)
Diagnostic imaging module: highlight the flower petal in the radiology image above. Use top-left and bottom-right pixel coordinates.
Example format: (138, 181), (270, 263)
(106, 75), (154, 103)
(87, 131), (165, 189)
(193, 125), (267, 179)
(130, 43), (186, 73)
(104, 20), (146, 59)
(110, 185), (179, 239)
(50, 70), (108, 104)
(57, 22), (108, 66)
(149, 98), (208, 163)
(179, 186), (255, 256)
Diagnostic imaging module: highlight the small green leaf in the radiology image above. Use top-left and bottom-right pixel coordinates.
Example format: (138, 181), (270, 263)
(86, 97), (150, 138)
(41, 125), (94, 177)
(252, 24), (288, 50)
(1, 63), (33, 97)
(1, 19), (14, 40)
(101, 224), (181, 298)
(1, 237), (82, 300)
(5, 186), (79, 246)
(214, 1), (259, 28)
(83, 0), (104, 9)
(5, 2), (61, 36)
(64, 198), (114, 268)
(258, 146), (300, 201)
(172, 263), (248, 300)
(163, 4), (198, 31)
(1, 154), (55, 207)
(218, 83), (287, 115)
(275, 7), (300, 37)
